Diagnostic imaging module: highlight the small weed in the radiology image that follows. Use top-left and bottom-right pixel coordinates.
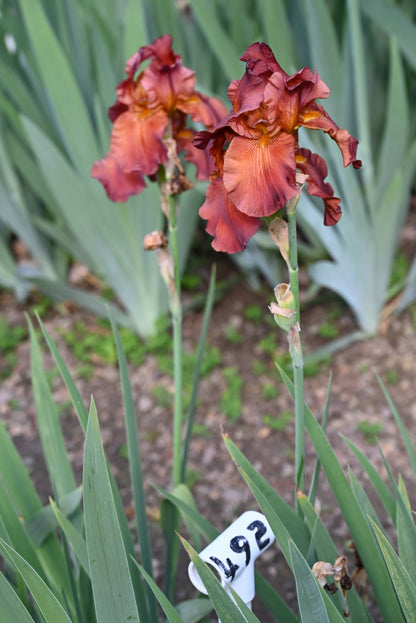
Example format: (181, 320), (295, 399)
(262, 411), (292, 431)
(97, 318), (111, 330)
(285, 446), (295, 461)
(144, 428), (161, 443)
(8, 399), (20, 410)
(118, 443), (129, 460)
(185, 468), (203, 489)
(357, 420), (383, 444)
(181, 274), (202, 290)
(152, 385), (172, 408)
(29, 294), (53, 317)
(155, 354), (173, 376)
(76, 363), (94, 381)
(101, 286), (116, 301)
(196, 346), (222, 377)
(144, 318), (171, 355)
(261, 382), (279, 401)
(317, 322), (339, 339)
(389, 251), (409, 291)
(224, 324), (243, 344)
(252, 360), (268, 376)
(63, 319), (149, 366)
(244, 304), (263, 323)
(220, 366), (243, 421)
(258, 336), (276, 356)
(275, 350), (293, 375)
(57, 399), (73, 417)
(45, 367), (60, 388)
(411, 303), (416, 329)
(119, 329), (146, 366)
(385, 370), (399, 385)
(359, 362), (369, 374)
(304, 355), (331, 378)
(326, 305), (343, 321)
(0, 318), (27, 351)
(61, 321), (117, 364)
(1, 352), (17, 381)
(192, 423), (211, 437)
(265, 314), (276, 328)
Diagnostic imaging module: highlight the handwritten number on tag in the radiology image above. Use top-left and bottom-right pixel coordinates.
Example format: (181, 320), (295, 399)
(230, 535), (250, 566)
(247, 520), (270, 550)
(209, 556), (239, 581)
(209, 519), (270, 581)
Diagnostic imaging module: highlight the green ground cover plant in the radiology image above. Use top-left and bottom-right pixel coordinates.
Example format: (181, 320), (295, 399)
(1, 2), (416, 622)
(356, 420), (384, 444)
(261, 383), (279, 401)
(220, 367), (244, 422)
(0, 317), (27, 381)
(262, 411), (292, 432)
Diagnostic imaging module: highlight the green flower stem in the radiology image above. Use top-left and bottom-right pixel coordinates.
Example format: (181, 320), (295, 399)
(287, 207), (300, 322)
(168, 193), (184, 489)
(160, 192), (182, 603)
(287, 204), (305, 502)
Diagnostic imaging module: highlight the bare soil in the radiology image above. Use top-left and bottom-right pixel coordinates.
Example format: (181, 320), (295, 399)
(1, 252), (416, 622)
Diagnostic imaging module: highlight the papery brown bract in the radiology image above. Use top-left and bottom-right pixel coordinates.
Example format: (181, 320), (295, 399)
(92, 35), (227, 202)
(195, 42), (362, 253)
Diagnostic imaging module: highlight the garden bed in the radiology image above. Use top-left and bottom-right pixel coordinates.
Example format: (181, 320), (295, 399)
(1, 252), (415, 621)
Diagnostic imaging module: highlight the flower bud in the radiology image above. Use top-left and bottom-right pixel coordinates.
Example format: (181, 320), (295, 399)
(143, 230), (168, 250)
(268, 283), (296, 332)
(268, 217), (289, 267)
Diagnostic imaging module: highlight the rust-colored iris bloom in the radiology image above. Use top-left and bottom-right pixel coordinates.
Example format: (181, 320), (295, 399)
(91, 35), (227, 202)
(194, 42), (362, 253)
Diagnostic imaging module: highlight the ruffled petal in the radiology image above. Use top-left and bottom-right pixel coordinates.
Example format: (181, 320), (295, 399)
(299, 103), (362, 169)
(184, 141), (215, 180)
(286, 67), (330, 106)
(228, 69), (266, 115)
(199, 177), (260, 253)
(295, 148), (333, 197)
(323, 197), (342, 225)
(108, 78), (144, 122)
(223, 133), (298, 217)
(192, 130), (213, 151)
(329, 128), (362, 170)
(129, 35), (179, 74)
(91, 156), (146, 202)
(296, 148), (341, 225)
(115, 76), (145, 107)
(127, 35), (201, 113)
(240, 42), (285, 76)
(108, 100), (128, 123)
(110, 108), (168, 175)
(264, 69), (329, 135)
(227, 105), (269, 139)
(175, 124), (214, 180)
(193, 127), (236, 174)
(142, 62), (196, 112)
(178, 92), (228, 128)
(264, 71), (299, 134)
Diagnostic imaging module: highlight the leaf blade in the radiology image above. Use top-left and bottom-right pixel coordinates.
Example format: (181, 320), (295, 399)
(83, 400), (140, 623)
(0, 539), (72, 623)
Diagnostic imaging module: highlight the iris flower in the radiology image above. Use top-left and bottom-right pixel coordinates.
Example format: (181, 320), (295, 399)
(91, 35), (227, 202)
(194, 42), (362, 253)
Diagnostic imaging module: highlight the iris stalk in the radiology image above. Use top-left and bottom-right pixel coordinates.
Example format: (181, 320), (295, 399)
(286, 196), (305, 504)
(168, 193), (184, 488)
(158, 140), (184, 600)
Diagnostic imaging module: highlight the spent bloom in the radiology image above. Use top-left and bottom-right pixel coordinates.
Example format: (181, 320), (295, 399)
(92, 35), (227, 202)
(194, 42), (362, 253)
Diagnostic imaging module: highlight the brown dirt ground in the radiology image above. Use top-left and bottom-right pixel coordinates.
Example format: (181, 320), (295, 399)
(1, 248), (416, 622)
